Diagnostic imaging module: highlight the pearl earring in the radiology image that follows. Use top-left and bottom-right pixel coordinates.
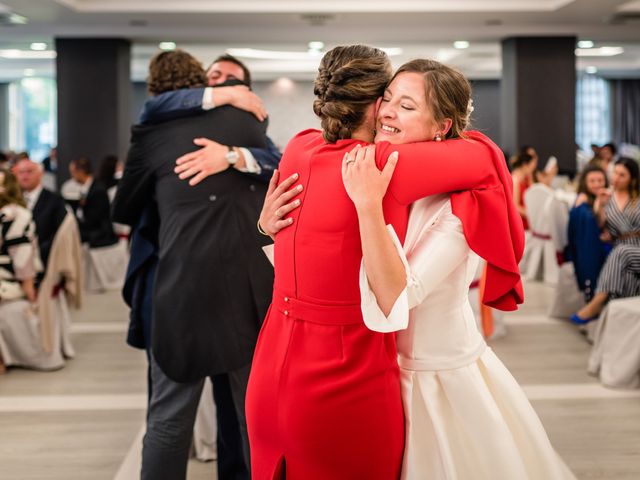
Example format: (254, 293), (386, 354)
(434, 133), (442, 142)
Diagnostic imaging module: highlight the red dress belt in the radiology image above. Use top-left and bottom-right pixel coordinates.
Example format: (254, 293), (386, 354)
(272, 288), (364, 326)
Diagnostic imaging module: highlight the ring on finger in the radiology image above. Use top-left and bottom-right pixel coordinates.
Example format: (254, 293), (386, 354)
(345, 159), (356, 165)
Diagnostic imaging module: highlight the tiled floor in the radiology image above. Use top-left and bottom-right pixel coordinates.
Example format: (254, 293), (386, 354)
(0, 281), (639, 479)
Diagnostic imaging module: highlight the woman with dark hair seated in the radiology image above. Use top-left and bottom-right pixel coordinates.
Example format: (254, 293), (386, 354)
(567, 165), (612, 302)
(572, 158), (640, 323)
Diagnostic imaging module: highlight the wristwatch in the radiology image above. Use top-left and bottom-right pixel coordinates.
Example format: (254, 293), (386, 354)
(225, 146), (240, 165)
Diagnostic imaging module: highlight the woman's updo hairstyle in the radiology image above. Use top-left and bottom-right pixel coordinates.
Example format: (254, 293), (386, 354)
(393, 59), (472, 140)
(313, 45), (392, 143)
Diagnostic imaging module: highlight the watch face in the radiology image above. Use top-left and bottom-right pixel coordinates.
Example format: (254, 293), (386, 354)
(226, 150), (239, 165)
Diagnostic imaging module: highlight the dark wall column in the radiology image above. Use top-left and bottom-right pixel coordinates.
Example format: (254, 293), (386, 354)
(55, 38), (131, 184)
(501, 37), (576, 173)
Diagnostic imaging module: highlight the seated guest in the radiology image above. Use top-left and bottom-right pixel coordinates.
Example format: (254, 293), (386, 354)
(60, 162), (84, 209)
(572, 158), (640, 324)
(0, 169), (38, 301)
(510, 150), (538, 230)
(588, 142), (617, 180)
(13, 158), (68, 273)
(97, 154), (129, 239)
(68, 156), (118, 248)
(96, 154), (122, 194)
(0, 169), (56, 370)
(522, 161), (567, 282)
(567, 165), (612, 302)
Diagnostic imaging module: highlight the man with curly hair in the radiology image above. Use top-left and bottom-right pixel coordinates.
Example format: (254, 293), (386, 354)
(140, 53), (281, 182)
(113, 49), (274, 480)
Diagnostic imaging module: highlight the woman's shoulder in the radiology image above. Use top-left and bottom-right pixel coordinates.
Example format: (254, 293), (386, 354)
(281, 129), (323, 155)
(290, 128), (323, 145)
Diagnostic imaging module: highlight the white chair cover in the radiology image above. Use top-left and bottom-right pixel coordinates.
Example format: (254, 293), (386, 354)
(588, 297), (640, 389)
(0, 299), (64, 370)
(548, 262), (585, 319)
(84, 240), (128, 292)
(521, 184), (568, 284)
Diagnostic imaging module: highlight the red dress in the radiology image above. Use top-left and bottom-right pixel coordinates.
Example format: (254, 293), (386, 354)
(245, 130), (524, 479)
(517, 178), (532, 230)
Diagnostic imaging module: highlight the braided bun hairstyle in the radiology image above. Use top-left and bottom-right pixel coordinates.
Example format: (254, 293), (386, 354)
(393, 59), (472, 139)
(313, 45), (392, 143)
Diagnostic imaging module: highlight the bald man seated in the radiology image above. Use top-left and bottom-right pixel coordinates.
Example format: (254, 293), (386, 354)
(14, 158), (68, 273)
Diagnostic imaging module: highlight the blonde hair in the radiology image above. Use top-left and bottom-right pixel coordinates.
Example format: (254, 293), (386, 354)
(393, 59), (472, 139)
(0, 169), (26, 209)
(313, 45), (392, 143)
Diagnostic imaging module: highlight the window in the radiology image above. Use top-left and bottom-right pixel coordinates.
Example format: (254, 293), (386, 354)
(576, 75), (611, 152)
(8, 77), (56, 161)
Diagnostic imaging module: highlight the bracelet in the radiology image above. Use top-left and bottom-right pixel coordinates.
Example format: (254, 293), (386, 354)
(257, 219), (270, 236)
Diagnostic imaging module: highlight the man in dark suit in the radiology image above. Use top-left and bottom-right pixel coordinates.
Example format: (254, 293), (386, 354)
(113, 49), (274, 480)
(68, 156), (118, 248)
(13, 158), (68, 272)
(139, 53), (281, 183)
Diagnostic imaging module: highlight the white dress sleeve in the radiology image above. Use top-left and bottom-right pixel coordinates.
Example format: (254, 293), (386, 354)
(360, 207), (470, 333)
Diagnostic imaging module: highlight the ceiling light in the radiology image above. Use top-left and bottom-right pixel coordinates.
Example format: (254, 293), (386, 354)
(6, 13), (27, 25)
(228, 48), (312, 60)
(30, 42), (47, 51)
(23, 68), (35, 77)
(0, 49), (56, 59)
(577, 40), (594, 49)
(575, 46), (624, 57)
(308, 41), (324, 51)
(158, 41), (176, 51)
(585, 66), (598, 74)
(453, 41), (470, 49)
(228, 46), (403, 60)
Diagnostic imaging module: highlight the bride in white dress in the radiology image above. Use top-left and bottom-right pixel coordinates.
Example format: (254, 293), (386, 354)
(342, 60), (575, 479)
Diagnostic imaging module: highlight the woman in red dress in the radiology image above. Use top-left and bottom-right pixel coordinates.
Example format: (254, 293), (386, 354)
(510, 149), (538, 230)
(245, 45), (524, 479)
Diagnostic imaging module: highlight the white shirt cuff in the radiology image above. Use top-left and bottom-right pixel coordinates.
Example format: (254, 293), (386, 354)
(238, 148), (261, 174)
(359, 225), (411, 333)
(262, 244), (274, 266)
(202, 87), (215, 110)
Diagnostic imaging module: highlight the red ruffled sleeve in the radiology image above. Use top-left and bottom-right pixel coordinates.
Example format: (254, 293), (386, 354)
(376, 131), (525, 311)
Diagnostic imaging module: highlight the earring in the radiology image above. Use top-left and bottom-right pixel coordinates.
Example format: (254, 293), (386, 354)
(434, 133), (442, 142)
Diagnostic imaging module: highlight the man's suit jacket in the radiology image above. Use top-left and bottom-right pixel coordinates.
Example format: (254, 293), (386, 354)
(113, 106), (274, 382)
(32, 188), (68, 269)
(77, 181), (118, 248)
(139, 86), (281, 183)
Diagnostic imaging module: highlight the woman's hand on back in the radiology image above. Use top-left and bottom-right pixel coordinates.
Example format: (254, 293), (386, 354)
(341, 144), (398, 213)
(258, 170), (303, 239)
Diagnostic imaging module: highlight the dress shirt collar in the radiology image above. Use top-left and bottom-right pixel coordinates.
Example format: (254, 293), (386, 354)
(24, 184), (44, 211)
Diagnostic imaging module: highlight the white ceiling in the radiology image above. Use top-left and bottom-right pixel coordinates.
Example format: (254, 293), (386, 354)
(0, 0), (639, 81)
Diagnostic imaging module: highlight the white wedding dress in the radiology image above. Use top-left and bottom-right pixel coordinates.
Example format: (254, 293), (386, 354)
(360, 194), (575, 480)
